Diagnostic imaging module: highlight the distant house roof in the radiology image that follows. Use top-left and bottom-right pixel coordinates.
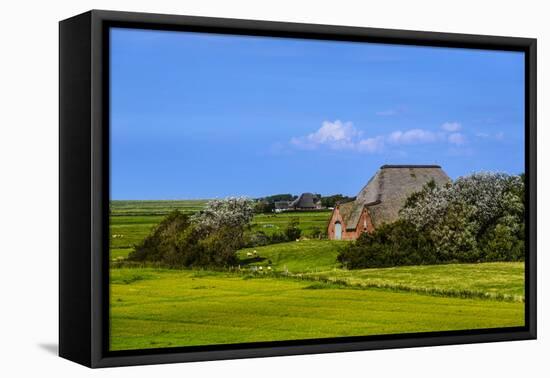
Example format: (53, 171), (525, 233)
(340, 165), (450, 229)
(290, 193), (320, 209)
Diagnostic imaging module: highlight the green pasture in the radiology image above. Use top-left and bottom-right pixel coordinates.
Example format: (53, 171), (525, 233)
(238, 241), (525, 302)
(304, 262), (525, 302)
(110, 199), (208, 216)
(110, 268), (524, 351)
(108, 200), (525, 351)
(239, 240), (344, 272)
(250, 211), (332, 237)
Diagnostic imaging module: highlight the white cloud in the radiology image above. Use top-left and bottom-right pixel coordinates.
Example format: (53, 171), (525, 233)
(290, 120), (360, 150)
(441, 122), (462, 132)
(290, 120), (467, 154)
(448, 132), (466, 145)
(357, 136), (385, 153)
(388, 129), (438, 145)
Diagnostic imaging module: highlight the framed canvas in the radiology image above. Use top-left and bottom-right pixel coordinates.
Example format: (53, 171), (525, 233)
(59, 10), (537, 368)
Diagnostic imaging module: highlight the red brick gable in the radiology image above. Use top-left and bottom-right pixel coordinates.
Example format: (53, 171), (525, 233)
(327, 204), (374, 240)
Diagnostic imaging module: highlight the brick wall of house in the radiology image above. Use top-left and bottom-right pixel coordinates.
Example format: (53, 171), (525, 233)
(327, 205), (375, 240)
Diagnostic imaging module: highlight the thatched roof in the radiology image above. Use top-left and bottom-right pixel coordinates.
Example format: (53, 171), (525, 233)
(337, 201), (366, 231)
(290, 193), (320, 209)
(341, 165), (450, 229)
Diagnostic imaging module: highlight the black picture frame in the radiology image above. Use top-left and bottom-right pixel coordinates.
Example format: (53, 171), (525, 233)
(59, 9), (537, 368)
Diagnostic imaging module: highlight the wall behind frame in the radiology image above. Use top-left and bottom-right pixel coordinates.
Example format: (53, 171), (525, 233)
(0, 0), (546, 377)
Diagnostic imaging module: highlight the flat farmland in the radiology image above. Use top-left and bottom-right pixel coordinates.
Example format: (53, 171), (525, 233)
(110, 267), (524, 351)
(108, 200), (525, 352)
(111, 199), (208, 216)
(250, 211), (332, 237)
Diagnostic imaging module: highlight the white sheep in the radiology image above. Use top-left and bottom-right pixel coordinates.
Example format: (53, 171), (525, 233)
(246, 252), (253, 257)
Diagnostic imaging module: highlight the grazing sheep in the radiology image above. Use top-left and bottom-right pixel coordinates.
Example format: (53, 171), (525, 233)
(259, 266), (263, 271)
(246, 252), (253, 257)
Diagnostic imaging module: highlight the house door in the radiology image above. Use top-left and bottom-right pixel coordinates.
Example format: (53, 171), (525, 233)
(334, 222), (342, 240)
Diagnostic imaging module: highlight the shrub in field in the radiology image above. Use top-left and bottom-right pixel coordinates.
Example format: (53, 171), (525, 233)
(268, 231), (290, 244)
(191, 197), (255, 238)
(337, 220), (435, 268)
(128, 210), (191, 262)
(128, 198), (255, 268)
(285, 217), (301, 241)
(244, 229), (300, 248)
(193, 226), (241, 266)
(480, 215), (525, 261)
(244, 216), (310, 248)
(401, 172), (524, 262)
(309, 226), (325, 239)
(254, 201), (274, 214)
(428, 202), (480, 262)
(244, 231), (270, 247)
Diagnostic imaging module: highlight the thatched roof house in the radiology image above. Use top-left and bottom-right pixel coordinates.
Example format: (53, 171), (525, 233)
(290, 193), (322, 210)
(327, 165), (450, 240)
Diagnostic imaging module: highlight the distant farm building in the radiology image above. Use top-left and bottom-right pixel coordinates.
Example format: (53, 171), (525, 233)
(289, 193), (322, 210)
(327, 165), (450, 240)
(274, 201), (291, 213)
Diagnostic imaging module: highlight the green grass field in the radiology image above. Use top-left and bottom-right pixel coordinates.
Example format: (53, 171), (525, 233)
(111, 199), (208, 216)
(110, 268), (524, 351)
(250, 211), (331, 236)
(238, 240), (525, 302)
(303, 262), (525, 302)
(109, 200), (525, 351)
(239, 240), (344, 272)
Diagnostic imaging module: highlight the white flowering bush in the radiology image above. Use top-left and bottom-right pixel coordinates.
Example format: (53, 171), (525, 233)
(191, 197), (255, 235)
(129, 197), (256, 268)
(401, 172), (525, 262)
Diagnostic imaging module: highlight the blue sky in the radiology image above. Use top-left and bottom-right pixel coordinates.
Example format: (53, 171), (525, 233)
(110, 28), (525, 200)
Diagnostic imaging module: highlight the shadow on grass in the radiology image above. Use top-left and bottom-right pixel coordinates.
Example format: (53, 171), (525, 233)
(239, 256), (267, 266)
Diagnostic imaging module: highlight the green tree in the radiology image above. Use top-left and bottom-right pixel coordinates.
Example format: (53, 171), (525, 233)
(129, 198), (256, 268)
(285, 217), (301, 240)
(128, 210), (191, 262)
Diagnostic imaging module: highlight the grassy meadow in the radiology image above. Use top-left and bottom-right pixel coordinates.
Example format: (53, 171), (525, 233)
(109, 200), (525, 351)
(250, 211), (331, 237)
(110, 268), (523, 351)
